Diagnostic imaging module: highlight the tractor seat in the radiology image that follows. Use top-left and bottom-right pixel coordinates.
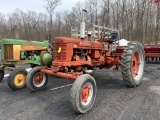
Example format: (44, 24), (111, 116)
(108, 33), (119, 42)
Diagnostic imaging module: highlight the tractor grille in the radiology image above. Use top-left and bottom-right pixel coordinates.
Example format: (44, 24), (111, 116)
(53, 43), (67, 61)
(4, 44), (13, 59)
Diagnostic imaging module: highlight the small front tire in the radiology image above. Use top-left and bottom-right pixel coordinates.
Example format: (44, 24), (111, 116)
(70, 74), (97, 113)
(7, 68), (27, 91)
(26, 67), (48, 91)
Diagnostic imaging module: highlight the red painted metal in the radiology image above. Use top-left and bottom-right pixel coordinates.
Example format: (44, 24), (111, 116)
(145, 53), (160, 57)
(40, 36), (123, 80)
(41, 69), (81, 80)
(132, 52), (140, 77)
(33, 73), (43, 85)
(116, 46), (124, 53)
(144, 45), (160, 53)
(116, 45), (160, 57)
(52, 61), (92, 67)
(80, 84), (91, 103)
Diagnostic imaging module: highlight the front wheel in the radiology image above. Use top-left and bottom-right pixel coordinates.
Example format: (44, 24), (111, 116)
(26, 67), (48, 91)
(7, 68), (27, 91)
(120, 42), (145, 87)
(70, 74), (97, 113)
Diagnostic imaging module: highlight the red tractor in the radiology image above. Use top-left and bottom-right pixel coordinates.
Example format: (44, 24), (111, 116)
(26, 10), (145, 113)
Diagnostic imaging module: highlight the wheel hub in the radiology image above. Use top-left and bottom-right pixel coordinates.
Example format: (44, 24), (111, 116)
(80, 84), (91, 103)
(14, 73), (26, 87)
(33, 73), (43, 85)
(132, 52), (141, 77)
(18, 76), (22, 82)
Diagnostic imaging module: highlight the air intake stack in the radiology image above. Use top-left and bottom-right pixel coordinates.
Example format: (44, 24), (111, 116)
(80, 9), (87, 39)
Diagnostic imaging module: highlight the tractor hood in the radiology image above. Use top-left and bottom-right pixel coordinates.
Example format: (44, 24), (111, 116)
(53, 37), (102, 50)
(1, 39), (49, 47)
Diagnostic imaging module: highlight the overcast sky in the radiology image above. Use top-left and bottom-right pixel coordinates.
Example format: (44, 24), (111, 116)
(0, 0), (86, 14)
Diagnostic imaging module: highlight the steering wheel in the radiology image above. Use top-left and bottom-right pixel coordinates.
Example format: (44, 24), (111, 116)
(46, 35), (53, 42)
(100, 29), (112, 38)
(100, 30), (106, 38)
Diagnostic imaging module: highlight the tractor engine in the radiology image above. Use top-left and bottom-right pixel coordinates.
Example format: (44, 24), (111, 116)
(52, 37), (92, 72)
(51, 36), (110, 73)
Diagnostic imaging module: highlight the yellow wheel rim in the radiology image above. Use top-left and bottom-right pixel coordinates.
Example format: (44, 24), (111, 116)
(14, 73), (26, 87)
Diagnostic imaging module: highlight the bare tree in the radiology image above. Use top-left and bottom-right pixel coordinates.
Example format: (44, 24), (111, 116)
(44, 0), (61, 35)
(0, 0), (160, 44)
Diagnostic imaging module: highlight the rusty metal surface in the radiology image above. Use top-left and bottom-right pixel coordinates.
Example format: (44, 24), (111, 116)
(41, 69), (79, 80)
(46, 37), (122, 79)
(21, 46), (47, 51)
(4, 44), (13, 60)
(13, 45), (21, 60)
(53, 43), (67, 61)
(52, 61), (92, 67)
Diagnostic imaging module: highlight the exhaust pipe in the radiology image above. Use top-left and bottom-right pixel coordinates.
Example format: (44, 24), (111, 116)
(15, 24), (20, 39)
(80, 9), (87, 39)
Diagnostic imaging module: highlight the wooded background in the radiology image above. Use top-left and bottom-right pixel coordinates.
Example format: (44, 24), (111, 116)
(0, 0), (159, 44)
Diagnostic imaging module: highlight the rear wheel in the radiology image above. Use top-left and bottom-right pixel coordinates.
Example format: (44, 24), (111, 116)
(0, 70), (4, 82)
(70, 74), (97, 113)
(7, 68), (27, 91)
(26, 67), (48, 91)
(120, 42), (145, 87)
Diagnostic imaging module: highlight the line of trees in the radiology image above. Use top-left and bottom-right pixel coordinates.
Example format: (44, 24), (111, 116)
(0, 0), (159, 44)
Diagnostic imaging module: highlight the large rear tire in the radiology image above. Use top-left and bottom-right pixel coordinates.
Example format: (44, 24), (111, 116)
(120, 42), (145, 87)
(7, 68), (27, 91)
(26, 67), (48, 91)
(70, 74), (97, 113)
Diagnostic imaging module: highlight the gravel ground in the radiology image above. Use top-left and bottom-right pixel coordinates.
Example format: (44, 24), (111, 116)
(0, 63), (160, 120)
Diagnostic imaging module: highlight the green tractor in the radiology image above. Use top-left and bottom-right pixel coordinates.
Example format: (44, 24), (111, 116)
(0, 37), (53, 90)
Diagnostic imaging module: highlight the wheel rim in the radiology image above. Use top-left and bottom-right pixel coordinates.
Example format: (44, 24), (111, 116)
(80, 82), (93, 106)
(33, 72), (46, 87)
(132, 49), (144, 81)
(14, 73), (26, 87)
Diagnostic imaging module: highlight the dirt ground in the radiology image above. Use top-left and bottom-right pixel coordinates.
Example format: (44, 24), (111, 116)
(0, 63), (160, 120)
